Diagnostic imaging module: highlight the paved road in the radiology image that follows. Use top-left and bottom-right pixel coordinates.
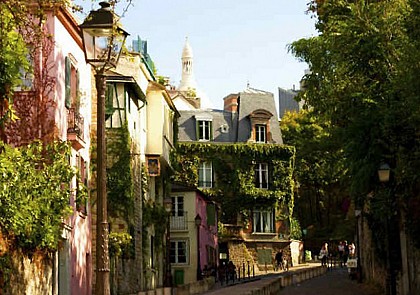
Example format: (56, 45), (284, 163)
(203, 266), (382, 295)
(279, 268), (381, 295)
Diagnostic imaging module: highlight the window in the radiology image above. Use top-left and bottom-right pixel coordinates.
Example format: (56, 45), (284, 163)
(198, 162), (213, 188)
(255, 163), (269, 189)
(197, 120), (212, 141)
(65, 56), (79, 109)
(249, 109), (273, 143)
(170, 240), (188, 264)
(171, 196), (187, 230)
(253, 209), (274, 233)
(255, 124), (266, 143)
(172, 196), (184, 217)
(105, 83), (126, 128)
(76, 155), (88, 214)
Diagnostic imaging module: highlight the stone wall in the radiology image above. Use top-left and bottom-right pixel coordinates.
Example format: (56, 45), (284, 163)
(0, 237), (53, 295)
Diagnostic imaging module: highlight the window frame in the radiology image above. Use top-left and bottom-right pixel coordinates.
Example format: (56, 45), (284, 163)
(255, 162), (269, 189)
(170, 239), (189, 264)
(252, 209), (275, 233)
(255, 124), (267, 143)
(197, 119), (213, 141)
(198, 161), (213, 188)
(171, 195), (184, 217)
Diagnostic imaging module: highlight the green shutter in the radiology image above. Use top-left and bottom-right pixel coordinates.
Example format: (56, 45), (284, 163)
(206, 203), (215, 226)
(65, 56), (71, 108)
(210, 121), (213, 141)
(76, 70), (80, 110)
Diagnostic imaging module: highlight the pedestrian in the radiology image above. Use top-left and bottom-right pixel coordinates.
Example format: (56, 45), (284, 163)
(343, 240), (349, 266)
(349, 242), (356, 258)
(319, 242), (328, 267)
(227, 261), (236, 281)
(338, 241), (345, 267)
(275, 250), (283, 271)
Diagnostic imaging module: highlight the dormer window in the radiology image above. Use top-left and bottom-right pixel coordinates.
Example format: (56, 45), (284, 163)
(255, 124), (266, 143)
(195, 114), (213, 141)
(198, 120), (212, 141)
(249, 109), (273, 143)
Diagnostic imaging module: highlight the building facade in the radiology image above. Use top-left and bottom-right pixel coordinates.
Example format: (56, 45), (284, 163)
(171, 41), (295, 276)
(3, 4), (92, 295)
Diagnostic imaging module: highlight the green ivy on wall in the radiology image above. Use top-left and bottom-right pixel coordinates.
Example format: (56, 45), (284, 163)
(106, 123), (134, 225)
(171, 142), (296, 223)
(142, 201), (168, 255)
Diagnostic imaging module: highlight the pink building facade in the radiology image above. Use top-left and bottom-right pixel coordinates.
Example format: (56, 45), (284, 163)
(6, 5), (92, 295)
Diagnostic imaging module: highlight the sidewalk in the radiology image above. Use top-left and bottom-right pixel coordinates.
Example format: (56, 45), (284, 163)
(202, 263), (323, 295)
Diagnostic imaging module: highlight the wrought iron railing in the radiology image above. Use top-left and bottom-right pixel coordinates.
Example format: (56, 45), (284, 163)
(67, 108), (84, 139)
(170, 211), (188, 231)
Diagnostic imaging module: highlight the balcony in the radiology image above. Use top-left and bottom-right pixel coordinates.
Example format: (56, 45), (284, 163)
(67, 108), (85, 151)
(170, 211), (188, 231)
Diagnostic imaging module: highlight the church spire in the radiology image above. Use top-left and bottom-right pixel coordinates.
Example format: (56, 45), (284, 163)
(178, 37), (197, 91)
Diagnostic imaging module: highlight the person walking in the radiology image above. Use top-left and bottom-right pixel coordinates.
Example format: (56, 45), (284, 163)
(319, 243), (328, 267)
(338, 241), (345, 267)
(275, 250), (284, 271)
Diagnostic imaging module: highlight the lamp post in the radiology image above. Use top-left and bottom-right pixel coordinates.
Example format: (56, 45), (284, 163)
(79, 2), (128, 294)
(378, 163), (397, 295)
(354, 209), (362, 283)
(163, 197), (173, 289)
(302, 229), (307, 262)
(195, 214), (202, 281)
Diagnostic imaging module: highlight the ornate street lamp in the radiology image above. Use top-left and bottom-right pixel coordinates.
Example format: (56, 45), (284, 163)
(195, 214), (202, 280)
(378, 163), (391, 183)
(80, 2), (129, 71)
(163, 197), (173, 289)
(79, 2), (128, 294)
(378, 163), (397, 295)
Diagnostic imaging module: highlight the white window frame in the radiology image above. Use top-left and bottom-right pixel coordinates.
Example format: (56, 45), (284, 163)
(198, 120), (212, 141)
(171, 196), (184, 217)
(198, 162), (213, 188)
(170, 239), (188, 264)
(255, 124), (266, 143)
(255, 163), (269, 189)
(253, 209), (275, 233)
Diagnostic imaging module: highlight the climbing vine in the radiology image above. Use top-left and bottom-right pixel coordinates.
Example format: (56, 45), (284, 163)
(0, 140), (74, 251)
(171, 142), (296, 223)
(142, 201), (168, 254)
(106, 122), (134, 224)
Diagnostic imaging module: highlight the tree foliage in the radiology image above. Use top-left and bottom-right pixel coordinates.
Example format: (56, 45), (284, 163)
(281, 110), (352, 243)
(0, 140), (74, 251)
(289, 0), (420, 246)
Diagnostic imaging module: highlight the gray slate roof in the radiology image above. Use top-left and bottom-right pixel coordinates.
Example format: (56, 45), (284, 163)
(177, 87), (283, 144)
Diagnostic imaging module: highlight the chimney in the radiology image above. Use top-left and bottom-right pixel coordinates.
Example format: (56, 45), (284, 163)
(223, 94), (239, 113)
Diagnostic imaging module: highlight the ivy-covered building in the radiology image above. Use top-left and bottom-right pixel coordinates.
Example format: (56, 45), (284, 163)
(96, 44), (178, 294)
(172, 52), (296, 273)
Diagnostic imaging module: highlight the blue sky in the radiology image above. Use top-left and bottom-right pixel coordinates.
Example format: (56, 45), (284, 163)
(76, 0), (318, 109)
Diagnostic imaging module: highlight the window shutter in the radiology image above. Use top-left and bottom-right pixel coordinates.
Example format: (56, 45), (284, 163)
(65, 57), (71, 108)
(206, 204), (215, 226)
(76, 70), (80, 110)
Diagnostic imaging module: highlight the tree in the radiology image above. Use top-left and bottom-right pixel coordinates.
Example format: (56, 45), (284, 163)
(288, 0), (420, 289)
(281, 110), (351, 243)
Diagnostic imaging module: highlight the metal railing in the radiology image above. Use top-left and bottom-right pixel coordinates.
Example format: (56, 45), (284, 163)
(170, 211), (188, 230)
(67, 108), (84, 139)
